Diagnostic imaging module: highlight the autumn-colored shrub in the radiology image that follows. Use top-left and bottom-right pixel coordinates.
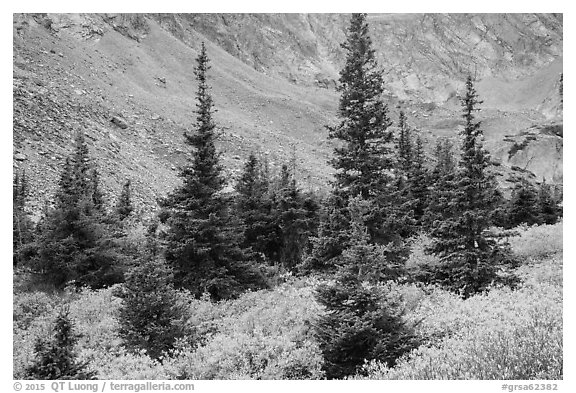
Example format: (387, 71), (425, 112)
(509, 221), (562, 259)
(165, 280), (324, 379)
(358, 257), (562, 380)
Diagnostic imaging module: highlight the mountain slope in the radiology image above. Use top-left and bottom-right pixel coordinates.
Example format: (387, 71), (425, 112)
(13, 13), (562, 215)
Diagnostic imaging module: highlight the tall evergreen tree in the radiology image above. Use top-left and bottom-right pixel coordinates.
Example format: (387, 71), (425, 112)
(427, 76), (508, 297)
(159, 43), (266, 300)
(310, 13), (398, 269)
(329, 13), (394, 203)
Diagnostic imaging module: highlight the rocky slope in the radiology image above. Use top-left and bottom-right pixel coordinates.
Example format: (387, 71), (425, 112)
(12, 13), (563, 216)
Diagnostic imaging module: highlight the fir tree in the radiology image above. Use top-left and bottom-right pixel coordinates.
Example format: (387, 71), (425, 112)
(13, 170), (35, 267)
(396, 110), (413, 173)
(507, 178), (540, 227)
(407, 135), (430, 227)
(423, 138), (457, 230)
(89, 168), (105, 212)
(116, 179), (134, 221)
(31, 132), (124, 288)
(115, 256), (189, 360)
(302, 194), (351, 273)
(329, 13), (394, 203)
(274, 164), (319, 270)
(537, 178), (561, 225)
(24, 307), (95, 380)
(314, 198), (417, 379)
(235, 153), (281, 262)
(310, 13), (398, 269)
(159, 43), (266, 300)
(427, 76), (509, 298)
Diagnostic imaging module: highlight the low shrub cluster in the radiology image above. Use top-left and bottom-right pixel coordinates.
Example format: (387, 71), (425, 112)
(509, 221), (563, 259)
(357, 257), (562, 380)
(14, 278), (325, 380)
(165, 281), (324, 379)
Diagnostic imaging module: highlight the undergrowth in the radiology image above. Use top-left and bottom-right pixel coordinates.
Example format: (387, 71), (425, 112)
(14, 222), (563, 380)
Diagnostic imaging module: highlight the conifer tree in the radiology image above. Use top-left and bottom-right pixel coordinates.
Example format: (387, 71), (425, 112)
(314, 199), (416, 379)
(536, 178), (561, 225)
(159, 43), (266, 300)
(31, 132), (123, 288)
(115, 256), (189, 360)
(423, 138), (457, 230)
(237, 158), (319, 271)
(396, 111), (413, 173)
(116, 179), (134, 221)
(507, 178), (540, 227)
(24, 307), (95, 380)
(274, 164), (319, 270)
(427, 76), (508, 297)
(235, 153), (281, 261)
(89, 168), (105, 212)
(13, 170), (35, 267)
(407, 135), (430, 227)
(310, 13), (397, 269)
(302, 195), (350, 272)
(329, 13), (394, 204)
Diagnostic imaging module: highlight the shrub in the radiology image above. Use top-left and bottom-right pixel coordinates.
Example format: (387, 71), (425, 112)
(13, 291), (56, 332)
(165, 281), (324, 379)
(362, 300), (562, 379)
(509, 222), (563, 259)
(13, 286), (171, 380)
(358, 267), (562, 380)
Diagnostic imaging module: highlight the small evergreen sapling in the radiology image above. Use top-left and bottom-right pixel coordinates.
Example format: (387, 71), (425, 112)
(538, 178), (561, 225)
(24, 307), (95, 380)
(116, 179), (134, 220)
(507, 178), (540, 227)
(115, 256), (189, 360)
(31, 132), (124, 288)
(13, 170), (35, 267)
(314, 197), (417, 379)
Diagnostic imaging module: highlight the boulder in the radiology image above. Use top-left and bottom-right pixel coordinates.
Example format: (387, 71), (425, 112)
(14, 153), (27, 161)
(111, 115), (128, 129)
